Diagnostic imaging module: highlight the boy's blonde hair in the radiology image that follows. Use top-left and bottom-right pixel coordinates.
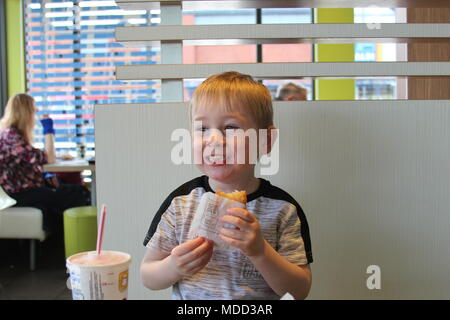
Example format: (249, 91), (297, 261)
(0, 93), (36, 144)
(190, 71), (273, 129)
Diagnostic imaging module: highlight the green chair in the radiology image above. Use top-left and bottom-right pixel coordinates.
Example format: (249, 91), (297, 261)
(63, 206), (97, 258)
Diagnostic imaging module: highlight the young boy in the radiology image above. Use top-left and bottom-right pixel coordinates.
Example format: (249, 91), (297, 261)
(140, 71), (313, 300)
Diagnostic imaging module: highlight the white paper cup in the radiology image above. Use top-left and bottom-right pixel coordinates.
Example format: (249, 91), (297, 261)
(66, 250), (131, 300)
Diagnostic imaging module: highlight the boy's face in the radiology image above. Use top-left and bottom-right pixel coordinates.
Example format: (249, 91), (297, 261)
(191, 104), (259, 183)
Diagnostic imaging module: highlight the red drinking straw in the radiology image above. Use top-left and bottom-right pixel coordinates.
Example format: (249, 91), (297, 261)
(96, 204), (106, 255)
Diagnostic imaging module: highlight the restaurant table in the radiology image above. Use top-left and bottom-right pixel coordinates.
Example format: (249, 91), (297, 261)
(44, 159), (96, 206)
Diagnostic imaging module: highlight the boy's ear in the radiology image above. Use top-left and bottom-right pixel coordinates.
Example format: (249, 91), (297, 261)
(260, 125), (278, 156)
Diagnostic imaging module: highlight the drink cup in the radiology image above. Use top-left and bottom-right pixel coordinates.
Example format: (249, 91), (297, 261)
(66, 250), (131, 300)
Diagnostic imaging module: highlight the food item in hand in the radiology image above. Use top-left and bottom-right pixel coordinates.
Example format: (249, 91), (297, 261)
(215, 190), (247, 204)
(189, 192), (246, 250)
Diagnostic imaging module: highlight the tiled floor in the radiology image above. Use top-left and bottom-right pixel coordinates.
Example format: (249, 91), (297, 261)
(0, 234), (72, 300)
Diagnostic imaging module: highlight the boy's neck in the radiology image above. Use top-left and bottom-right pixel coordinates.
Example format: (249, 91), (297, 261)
(208, 174), (260, 195)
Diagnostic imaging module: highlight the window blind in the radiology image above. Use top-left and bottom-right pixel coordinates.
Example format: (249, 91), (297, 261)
(24, 0), (160, 156)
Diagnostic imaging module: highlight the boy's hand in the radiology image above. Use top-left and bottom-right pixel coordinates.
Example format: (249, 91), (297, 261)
(219, 208), (265, 258)
(170, 237), (214, 277)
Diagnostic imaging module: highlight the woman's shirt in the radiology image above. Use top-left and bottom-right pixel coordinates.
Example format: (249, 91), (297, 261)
(0, 126), (47, 194)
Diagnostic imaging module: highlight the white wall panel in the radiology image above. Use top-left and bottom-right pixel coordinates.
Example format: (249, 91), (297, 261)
(95, 100), (450, 299)
(116, 62), (450, 80)
(116, 23), (450, 45)
(95, 103), (196, 300)
(116, 0), (450, 10)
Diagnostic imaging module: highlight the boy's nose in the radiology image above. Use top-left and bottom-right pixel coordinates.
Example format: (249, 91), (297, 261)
(206, 129), (224, 145)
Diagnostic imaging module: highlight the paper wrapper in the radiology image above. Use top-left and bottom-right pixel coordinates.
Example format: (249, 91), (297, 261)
(188, 192), (246, 250)
(280, 292), (295, 300)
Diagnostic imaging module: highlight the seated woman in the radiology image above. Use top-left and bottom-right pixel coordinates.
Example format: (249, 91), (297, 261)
(0, 93), (90, 235)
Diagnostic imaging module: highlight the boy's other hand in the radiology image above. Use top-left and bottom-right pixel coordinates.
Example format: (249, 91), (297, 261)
(219, 208), (265, 258)
(170, 237), (214, 277)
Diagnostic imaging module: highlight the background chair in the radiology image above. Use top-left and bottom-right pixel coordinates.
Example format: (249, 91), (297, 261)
(0, 185), (46, 271)
(63, 206), (97, 258)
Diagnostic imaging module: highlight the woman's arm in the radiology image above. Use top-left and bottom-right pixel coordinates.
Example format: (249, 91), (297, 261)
(44, 133), (56, 164)
(40, 116), (56, 164)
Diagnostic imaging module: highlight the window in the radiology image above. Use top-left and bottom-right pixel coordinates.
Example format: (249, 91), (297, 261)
(182, 8), (313, 100)
(354, 8), (401, 100)
(24, 0), (159, 157)
(23, 2), (403, 153)
(181, 7), (401, 101)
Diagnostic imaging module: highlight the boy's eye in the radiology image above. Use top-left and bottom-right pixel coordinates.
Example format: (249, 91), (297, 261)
(195, 127), (208, 132)
(224, 125), (239, 130)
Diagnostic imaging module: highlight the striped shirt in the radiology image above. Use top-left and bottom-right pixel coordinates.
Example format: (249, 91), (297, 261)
(144, 175), (313, 300)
